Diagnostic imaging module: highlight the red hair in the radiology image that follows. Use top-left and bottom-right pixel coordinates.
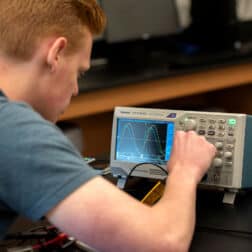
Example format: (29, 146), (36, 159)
(0, 0), (106, 60)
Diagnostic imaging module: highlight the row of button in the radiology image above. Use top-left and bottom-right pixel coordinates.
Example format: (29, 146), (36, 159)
(198, 130), (234, 137)
(180, 118), (236, 132)
(199, 118), (226, 124)
(198, 125), (235, 131)
(207, 124), (226, 130)
(212, 155), (233, 167)
(215, 142), (234, 150)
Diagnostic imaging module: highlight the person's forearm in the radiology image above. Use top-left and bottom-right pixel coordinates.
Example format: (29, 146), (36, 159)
(153, 171), (198, 251)
(47, 176), (198, 252)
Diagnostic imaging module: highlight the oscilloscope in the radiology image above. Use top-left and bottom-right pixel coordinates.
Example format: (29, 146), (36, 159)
(110, 107), (252, 202)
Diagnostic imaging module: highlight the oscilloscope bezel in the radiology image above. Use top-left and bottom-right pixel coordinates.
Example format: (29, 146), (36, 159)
(110, 107), (180, 183)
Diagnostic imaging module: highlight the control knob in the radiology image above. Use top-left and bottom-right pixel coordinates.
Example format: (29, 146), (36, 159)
(184, 119), (197, 131)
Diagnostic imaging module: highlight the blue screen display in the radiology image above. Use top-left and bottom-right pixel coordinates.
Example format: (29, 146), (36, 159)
(115, 118), (174, 164)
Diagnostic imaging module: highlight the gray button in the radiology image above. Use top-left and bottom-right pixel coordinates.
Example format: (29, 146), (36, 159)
(218, 125), (225, 130)
(209, 125), (216, 130)
(198, 130), (206, 135)
(224, 151), (233, 159)
(215, 142), (224, 150)
(218, 119), (226, 124)
(209, 119), (216, 124)
(208, 131), (215, 136)
(212, 158), (223, 167)
(226, 144), (234, 150)
(216, 151), (224, 157)
(200, 118), (207, 123)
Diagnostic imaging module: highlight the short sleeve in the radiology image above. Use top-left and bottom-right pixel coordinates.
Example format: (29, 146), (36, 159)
(0, 102), (100, 220)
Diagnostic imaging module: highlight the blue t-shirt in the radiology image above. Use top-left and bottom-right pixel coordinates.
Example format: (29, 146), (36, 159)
(0, 91), (100, 239)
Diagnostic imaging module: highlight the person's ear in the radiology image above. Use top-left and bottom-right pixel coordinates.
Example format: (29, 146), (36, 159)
(46, 37), (68, 73)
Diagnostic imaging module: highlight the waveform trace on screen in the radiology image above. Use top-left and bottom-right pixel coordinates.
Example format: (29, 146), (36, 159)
(115, 118), (174, 163)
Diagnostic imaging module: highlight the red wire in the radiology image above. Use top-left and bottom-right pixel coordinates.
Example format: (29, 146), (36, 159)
(32, 233), (68, 249)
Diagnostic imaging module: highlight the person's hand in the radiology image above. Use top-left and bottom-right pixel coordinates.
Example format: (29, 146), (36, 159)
(167, 130), (216, 184)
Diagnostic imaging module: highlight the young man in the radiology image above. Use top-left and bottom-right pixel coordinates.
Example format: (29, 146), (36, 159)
(0, 1), (216, 251)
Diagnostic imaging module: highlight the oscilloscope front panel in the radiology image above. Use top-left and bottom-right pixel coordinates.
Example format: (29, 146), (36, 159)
(110, 107), (252, 190)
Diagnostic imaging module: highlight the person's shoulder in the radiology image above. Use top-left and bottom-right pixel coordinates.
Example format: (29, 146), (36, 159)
(0, 99), (46, 124)
(0, 99), (63, 144)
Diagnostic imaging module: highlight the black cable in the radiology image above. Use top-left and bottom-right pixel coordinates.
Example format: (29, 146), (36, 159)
(5, 226), (58, 240)
(26, 225), (48, 232)
(5, 231), (53, 240)
(196, 225), (252, 238)
(128, 162), (168, 178)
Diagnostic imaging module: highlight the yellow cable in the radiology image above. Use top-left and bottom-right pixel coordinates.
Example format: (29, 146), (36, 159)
(141, 181), (165, 206)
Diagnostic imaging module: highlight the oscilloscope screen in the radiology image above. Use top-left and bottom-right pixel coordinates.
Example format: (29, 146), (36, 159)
(115, 118), (174, 164)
